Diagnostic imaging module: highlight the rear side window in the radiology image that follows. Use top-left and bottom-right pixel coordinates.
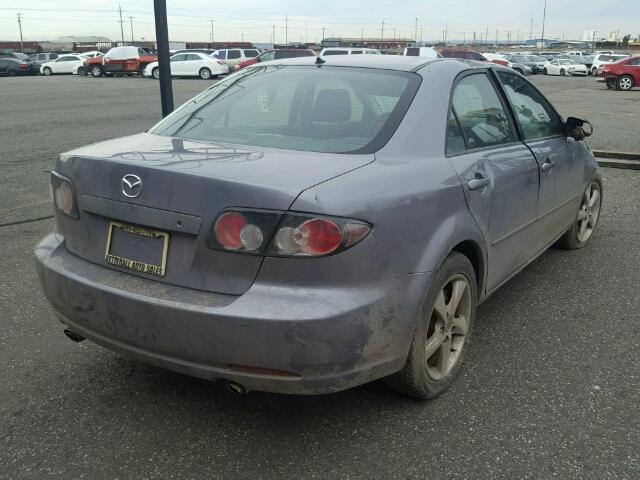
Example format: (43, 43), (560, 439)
(351, 50), (363, 55)
(496, 72), (565, 140)
(213, 51), (226, 60)
(227, 50), (241, 60)
(406, 48), (420, 56)
(296, 50), (314, 57)
(446, 110), (466, 155)
(450, 73), (517, 150)
(468, 52), (486, 61)
(151, 66), (420, 154)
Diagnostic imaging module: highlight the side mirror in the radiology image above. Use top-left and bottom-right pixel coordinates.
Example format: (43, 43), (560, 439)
(565, 116), (593, 140)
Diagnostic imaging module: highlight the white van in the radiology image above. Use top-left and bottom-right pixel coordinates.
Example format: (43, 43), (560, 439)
(320, 47), (381, 56)
(403, 47), (441, 58)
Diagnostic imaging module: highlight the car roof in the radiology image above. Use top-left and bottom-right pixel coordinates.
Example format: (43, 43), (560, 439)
(263, 55), (485, 73)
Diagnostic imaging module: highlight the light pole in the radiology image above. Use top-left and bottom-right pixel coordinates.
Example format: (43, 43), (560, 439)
(210, 19), (215, 45)
(153, 0), (173, 117)
(540, 0), (547, 49)
(414, 17), (418, 44)
(284, 14), (288, 45)
(129, 16), (134, 43)
(272, 25), (277, 45)
(321, 27), (325, 46)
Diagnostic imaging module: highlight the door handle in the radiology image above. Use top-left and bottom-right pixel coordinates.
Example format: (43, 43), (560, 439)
(541, 159), (556, 172)
(467, 176), (490, 191)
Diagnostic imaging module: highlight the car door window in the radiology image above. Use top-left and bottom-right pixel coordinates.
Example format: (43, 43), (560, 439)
(227, 50), (241, 60)
(450, 73), (517, 150)
(446, 109), (467, 155)
(184, 54), (200, 61)
(170, 54), (186, 62)
(496, 72), (565, 140)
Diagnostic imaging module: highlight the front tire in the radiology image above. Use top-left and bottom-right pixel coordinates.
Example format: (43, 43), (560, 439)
(558, 177), (602, 250)
(616, 75), (634, 91)
(560, 69), (566, 76)
(77, 66), (86, 76)
(90, 65), (103, 77)
(385, 252), (477, 399)
(42, 67), (52, 76)
(199, 67), (212, 80)
(543, 68), (548, 75)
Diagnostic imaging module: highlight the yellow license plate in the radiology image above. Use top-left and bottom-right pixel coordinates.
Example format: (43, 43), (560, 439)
(105, 222), (170, 277)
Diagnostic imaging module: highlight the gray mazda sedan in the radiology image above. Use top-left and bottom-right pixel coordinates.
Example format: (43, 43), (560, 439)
(35, 56), (601, 398)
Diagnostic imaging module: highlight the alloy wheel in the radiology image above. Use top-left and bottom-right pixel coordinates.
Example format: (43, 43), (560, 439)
(576, 182), (601, 243)
(200, 68), (211, 80)
(619, 77), (633, 90)
(425, 274), (472, 381)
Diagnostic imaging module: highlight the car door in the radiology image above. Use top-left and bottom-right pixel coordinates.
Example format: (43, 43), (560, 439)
(56, 56), (73, 73)
(445, 71), (541, 291)
(0, 60), (8, 74)
(495, 71), (585, 244)
(226, 49), (242, 68)
(169, 54), (186, 75)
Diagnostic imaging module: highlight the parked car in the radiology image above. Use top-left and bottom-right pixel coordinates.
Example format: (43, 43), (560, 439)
(41, 54), (87, 76)
(543, 58), (588, 76)
(439, 48), (487, 61)
(0, 58), (39, 76)
(556, 54), (594, 74)
(505, 54), (547, 74)
(482, 52), (511, 67)
(212, 48), (260, 72)
(26, 52), (59, 67)
(143, 52), (228, 79)
(403, 46), (441, 58)
(509, 61), (532, 76)
(35, 56), (601, 399)
(172, 48), (215, 56)
(320, 47), (381, 56)
(84, 46), (157, 77)
(79, 50), (104, 59)
(235, 48), (315, 70)
(0, 51), (30, 61)
(591, 53), (629, 76)
(601, 56), (640, 90)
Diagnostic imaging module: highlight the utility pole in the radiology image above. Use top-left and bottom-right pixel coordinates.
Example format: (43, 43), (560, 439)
(129, 17), (134, 43)
(393, 27), (396, 41)
(473, 31), (477, 46)
(414, 17), (418, 43)
(444, 23), (448, 46)
(592, 30), (596, 52)
(272, 25), (277, 44)
(118, 4), (125, 44)
(210, 19), (214, 45)
(16, 13), (24, 52)
(541, 0), (547, 49)
(420, 28), (423, 43)
(380, 19), (385, 39)
(153, 0), (173, 117)
(284, 14), (288, 45)
(361, 27), (364, 42)
(463, 32), (466, 46)
(495, 29), (499, 46)
(320, 27), (325, 46)
(485, 26), (489, 45)
(529, 18), (533, 41)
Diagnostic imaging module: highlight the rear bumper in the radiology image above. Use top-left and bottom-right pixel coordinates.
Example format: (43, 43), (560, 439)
(35, 233), (429, 394)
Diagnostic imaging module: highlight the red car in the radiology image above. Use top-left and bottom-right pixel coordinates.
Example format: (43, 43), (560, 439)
(439, 48), (488, 62)
(84, 46), (157, 77)
(235, 48), (315, 71)
(601, 56), (640, 90)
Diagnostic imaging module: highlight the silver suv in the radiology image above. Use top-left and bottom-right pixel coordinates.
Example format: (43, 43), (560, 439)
(212, 48), (259, 71)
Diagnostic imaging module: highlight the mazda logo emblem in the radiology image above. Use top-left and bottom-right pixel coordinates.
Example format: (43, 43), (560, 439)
(122, 174), (142, 198)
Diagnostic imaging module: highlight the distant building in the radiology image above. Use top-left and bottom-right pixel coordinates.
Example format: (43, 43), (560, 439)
(321, 37), (415, 51)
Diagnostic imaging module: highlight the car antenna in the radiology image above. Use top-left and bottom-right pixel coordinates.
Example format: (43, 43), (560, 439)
(315, 55), (326, 66)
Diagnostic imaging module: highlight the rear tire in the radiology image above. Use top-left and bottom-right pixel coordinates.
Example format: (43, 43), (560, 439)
(385, 252), (477, 399)
(42, 67), (52, 76)
(557, 176), (602, 250)
(543, 68), (548, 75)
(77, 66), (86, 76)
(199, 67), (212, 80)
(560, 69), (566, 76)
(90, 65), (103, 77)
(152, 67), (160, 79)
(616, 75), (634, 91)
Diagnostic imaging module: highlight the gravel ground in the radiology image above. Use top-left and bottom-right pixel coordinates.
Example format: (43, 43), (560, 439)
(1, 73), (639, 479)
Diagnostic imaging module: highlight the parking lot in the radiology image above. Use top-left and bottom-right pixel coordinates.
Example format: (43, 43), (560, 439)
(1, 74), (639, 478)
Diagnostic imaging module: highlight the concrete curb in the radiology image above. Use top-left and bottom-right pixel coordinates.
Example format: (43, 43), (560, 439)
(597, 158), (640, 170)
(593, 150), (640, 161)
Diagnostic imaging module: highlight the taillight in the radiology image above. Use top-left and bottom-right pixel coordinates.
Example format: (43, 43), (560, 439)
(51, 172), (79, 219)
(20, 63), (28, 69)
(207, 209), (371, 257)
(217, 61), (225, 66)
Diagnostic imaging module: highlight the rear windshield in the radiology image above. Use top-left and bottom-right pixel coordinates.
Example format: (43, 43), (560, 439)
(151, 65), (420, 154)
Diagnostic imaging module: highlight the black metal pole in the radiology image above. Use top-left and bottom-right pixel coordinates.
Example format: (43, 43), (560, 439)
(153, 0), (174, 117)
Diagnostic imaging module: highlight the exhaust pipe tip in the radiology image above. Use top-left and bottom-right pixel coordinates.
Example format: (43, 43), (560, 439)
(63, 328), (85, 343)
(225, 380), (248, 396)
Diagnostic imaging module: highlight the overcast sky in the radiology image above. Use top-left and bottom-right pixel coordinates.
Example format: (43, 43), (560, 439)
(1, 0), (638, 44)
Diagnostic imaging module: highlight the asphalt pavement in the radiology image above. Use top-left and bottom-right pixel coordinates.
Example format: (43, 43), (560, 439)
(1, 74), (639, 479)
